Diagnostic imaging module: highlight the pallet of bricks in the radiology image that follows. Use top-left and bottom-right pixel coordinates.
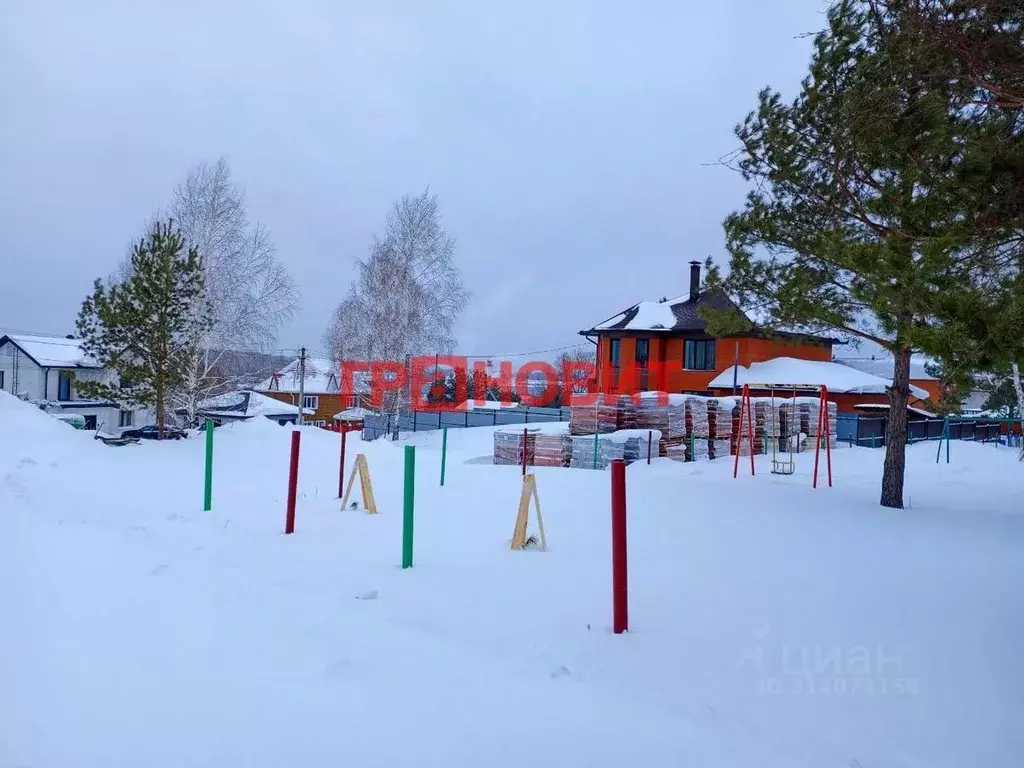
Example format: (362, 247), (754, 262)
(806, 398), (838, 450)
(733, 398), (777, 457)
(569, 393), (618, 435)
(682, 396), (710, 462)
(776, 396), (837, 452)
(618, 429), (661, 463)
(709, 397), (735, 460)
(569, 434), (626, 469)
(493, 427), (536, 466)
(533, 429), (572, 467)
(637, 392), (686, 458)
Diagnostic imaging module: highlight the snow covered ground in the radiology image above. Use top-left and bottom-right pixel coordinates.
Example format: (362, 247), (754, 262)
(2, 391), (1022, 767)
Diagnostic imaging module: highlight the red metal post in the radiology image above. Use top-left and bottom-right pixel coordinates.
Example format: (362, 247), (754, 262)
(823, 385), (833, 487)
(733, 387), (757, 479)
(813, 389), (823, 488)
(522, 427), (528, 476)
(647, 430), (652, 464)
(285, 430), (300, 534)
(337, 429), (347, 498)
(611, 459), (628, 634)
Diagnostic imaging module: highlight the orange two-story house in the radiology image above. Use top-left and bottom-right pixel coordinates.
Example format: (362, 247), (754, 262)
(256, 356), (369, 426)
(579, 261), (838, 395)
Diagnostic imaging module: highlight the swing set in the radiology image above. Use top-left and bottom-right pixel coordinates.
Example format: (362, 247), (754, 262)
(732, 382), (833, 488)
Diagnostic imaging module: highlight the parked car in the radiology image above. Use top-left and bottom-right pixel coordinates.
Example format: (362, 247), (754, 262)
(121, 425), (188, 440)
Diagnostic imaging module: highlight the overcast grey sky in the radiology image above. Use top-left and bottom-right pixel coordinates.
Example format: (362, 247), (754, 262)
(1, 0), (830, 360)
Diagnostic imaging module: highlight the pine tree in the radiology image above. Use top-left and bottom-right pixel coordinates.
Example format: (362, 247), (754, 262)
(704, 0), (1023, 508)
(76, 220), (211, 438)
(983, 376), (1020, 420)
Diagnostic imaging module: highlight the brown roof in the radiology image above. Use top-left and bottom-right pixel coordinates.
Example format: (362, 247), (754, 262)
(580, 290), (838, 344)
(581, 290), (742, 334)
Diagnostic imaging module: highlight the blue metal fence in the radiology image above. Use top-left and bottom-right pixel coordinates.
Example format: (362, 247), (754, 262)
(364, 407), (1015, 447)
(362, 406), (572, 441)
(837, 413), (1008, 447)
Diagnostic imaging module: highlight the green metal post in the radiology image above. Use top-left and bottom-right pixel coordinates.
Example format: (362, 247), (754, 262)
(440, 426), (448, 486)
(936, 417), (948, 464)
(593, 432), (599, 469)
(203, 419), (214, 510)
(402, 446), (415, 568)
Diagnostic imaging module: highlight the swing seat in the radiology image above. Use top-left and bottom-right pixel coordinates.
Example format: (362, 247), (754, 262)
(771, 458), (795, 475)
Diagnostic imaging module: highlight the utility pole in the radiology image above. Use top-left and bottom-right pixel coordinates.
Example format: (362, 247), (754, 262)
(732, 341), (740, 396)
(297, 346), (307, 426)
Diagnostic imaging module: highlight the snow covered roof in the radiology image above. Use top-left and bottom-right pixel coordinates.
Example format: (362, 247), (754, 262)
(0, 334), (100, 368)
(585, 291), (742, 333)
(853, 403), (937, 418)
(256, 358), (371, 395)
(709, 357), (929, 399)
(199, 390), (312, 419)
(835, 356), (937, 381)
(333, 407), (371, 421)
(468, 399), (520, 410)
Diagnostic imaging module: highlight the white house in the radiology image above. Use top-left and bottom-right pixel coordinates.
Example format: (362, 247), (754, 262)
(0, 333), (149, 432)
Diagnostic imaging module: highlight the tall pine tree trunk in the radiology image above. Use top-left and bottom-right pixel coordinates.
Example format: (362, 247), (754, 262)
(881, 346), (912, 508)
(156, 376), (165, 441)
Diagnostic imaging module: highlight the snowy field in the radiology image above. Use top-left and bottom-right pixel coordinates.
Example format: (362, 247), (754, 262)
(2, 390), (1022, 767)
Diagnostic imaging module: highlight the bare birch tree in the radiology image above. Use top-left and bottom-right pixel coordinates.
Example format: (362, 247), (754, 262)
(323, 189), (470, 434)
(119, 159), (300, 423)
(1011, 362), (1024, 460)
(171, 158), (299, 353)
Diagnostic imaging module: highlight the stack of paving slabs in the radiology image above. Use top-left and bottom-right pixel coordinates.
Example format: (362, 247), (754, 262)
(614, 395), (638, 430)
(709, 397), (735, 444)
(621, 436), (643, 464)
(685, 397), (710, 438)
(692, 438), (713, 461)
(493, 428), (535, 466)
(637, 392), (669, 433)
(570, 435), (601, 469)
(534, 432), (572, 467)
(708, 439), (731, 460)
(779, 401), (802, 451)
(667, 398), (687, 438)
(659, 436), (685, 458)
(569, 401), (599, 435)
(806, 399), (839, 450)
(569, 393), (618, 435)
(666, 442), (689, 463)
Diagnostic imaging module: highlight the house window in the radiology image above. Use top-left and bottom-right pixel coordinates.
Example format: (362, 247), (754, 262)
(684, 340), (716, 371)
(58, 371), (72, 401)
(635, 339), (650, 368)
(303, 395), (319, 410)
(119, 410), (134, 428)
(608, 339), (620, 367)
(0, 370), (4, 390)
(312, 420), (326, 427)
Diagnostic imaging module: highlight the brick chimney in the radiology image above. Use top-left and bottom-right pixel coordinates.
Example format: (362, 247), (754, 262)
(689, 261), (701, 302)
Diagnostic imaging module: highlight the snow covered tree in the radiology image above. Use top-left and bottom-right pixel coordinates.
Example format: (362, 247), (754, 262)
(324, 189), (470, 432)
(704, 0), (1023, 508)
(984, 374), (1021, 420)
(76, 220), (212, 438)
(118, 159), (300, 416)
(171, 158), (299, 353)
